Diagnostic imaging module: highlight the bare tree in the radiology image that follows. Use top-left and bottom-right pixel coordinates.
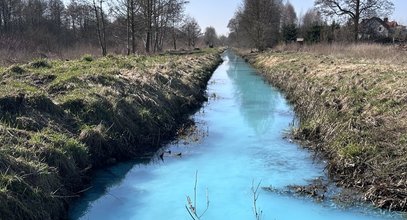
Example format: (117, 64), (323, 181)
(92, 0), (107, 56)
(24, 0), (47, 27)
(315, 0), (394, 41)
(299, 8), (323, 42)
(238, 0), (283, 51)
(300, 8), (322, 34)
(47, 0), (64, 31)
(227, 9), (243, 46)
(168, 0), (187, 50)
(281, 1), (297, 27)
(218, 35), (227, 46)
(0, 0), (190, 58)
(301, 8), (322, 29)
(109, 0), (140, 54)
(140, 0), (153, 53)
(181, 16), (200, 48)
(203, 26), (217, 47)
(122, 0), (137, 54)
(281, 1), (298, 43)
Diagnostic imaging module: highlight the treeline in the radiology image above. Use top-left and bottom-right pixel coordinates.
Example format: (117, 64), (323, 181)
(228, 0), (394, 51)
(0, 0), (209, 57)
(227, 0), (332, 51)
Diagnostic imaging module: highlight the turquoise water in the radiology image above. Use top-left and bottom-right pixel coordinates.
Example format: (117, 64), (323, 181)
(69, 51), (402, 220)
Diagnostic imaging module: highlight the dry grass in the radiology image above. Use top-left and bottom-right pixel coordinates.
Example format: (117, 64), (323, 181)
(274, 43), (407, 64)
(0, 43), (132, 66)
(0, 45), (100, 66)
(241, 44), (407, 211)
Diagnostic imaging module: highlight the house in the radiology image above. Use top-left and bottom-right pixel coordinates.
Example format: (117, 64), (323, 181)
(359, 17), (407, 42)
(359, 17), (390, 41)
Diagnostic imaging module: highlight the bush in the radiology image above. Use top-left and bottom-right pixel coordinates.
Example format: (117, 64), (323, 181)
(8, 65), (25, 74)
(81, 54), (93, 62)
(30, 59), (51, 68)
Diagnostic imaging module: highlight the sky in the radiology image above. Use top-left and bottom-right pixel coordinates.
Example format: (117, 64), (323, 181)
(185, 0), (407, 36)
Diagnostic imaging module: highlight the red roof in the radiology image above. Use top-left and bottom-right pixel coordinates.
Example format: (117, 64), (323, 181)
(387, 21), (398, 28)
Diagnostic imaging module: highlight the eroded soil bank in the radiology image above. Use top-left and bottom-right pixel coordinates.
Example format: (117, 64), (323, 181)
(0, 50), (222, 219)
(242, 50), (407, 211)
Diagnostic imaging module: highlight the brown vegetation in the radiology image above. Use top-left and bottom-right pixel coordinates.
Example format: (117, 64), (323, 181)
(241, 44), (407, 211)
(0, 0), (209, 62)
(0, 49), (222, 219)
(274, 43), (407, 64)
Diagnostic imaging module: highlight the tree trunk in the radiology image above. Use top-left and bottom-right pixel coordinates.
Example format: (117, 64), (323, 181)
(153, 0), (159, 53)
(131, 0), (136, 54)
(172, 20), (177, 50)
(145, 0), (152, 53)
(100, 1), (107, 56)
(93, 0), (107, 56)
(71, 17), (76, 37)
(173, 33), (177, 50)
(354, 0), (360, 42)
(126, 0), (131, 55)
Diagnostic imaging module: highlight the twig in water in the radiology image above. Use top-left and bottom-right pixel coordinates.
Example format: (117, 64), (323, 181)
(194, 170), (197, 211)
(186, 170), (209, 220)
(252, 180), (263, 220)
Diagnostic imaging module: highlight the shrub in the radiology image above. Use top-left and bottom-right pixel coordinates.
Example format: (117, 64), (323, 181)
(30, 59), (51, 68)
(8, 65), (25, 74)
(81, 54), (93, 62)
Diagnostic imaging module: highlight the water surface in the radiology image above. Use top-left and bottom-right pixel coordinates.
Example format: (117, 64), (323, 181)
(69, 51), (401, 220)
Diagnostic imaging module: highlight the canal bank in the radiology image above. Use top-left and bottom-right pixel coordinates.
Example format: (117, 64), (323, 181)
(0, 50), (223, 220)
(241, 49), (407, 212)
(69, 50), (402, 219)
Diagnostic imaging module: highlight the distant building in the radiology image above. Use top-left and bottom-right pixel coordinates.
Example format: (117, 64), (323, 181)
(296, 38), (304, 45)
(359, 17), (407, 42)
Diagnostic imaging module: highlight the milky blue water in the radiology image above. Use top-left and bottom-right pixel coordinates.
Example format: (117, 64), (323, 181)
(69, 51), (402, 220)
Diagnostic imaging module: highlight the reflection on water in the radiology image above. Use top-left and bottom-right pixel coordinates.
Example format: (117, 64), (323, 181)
(69, 51), (402, 220)
(225, 51), (280, 135)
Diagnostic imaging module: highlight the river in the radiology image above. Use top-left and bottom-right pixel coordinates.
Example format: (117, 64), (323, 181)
(69, 51), (402, 220)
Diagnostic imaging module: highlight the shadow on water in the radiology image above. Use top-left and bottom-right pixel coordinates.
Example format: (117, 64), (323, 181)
(69, 158), (152, 219)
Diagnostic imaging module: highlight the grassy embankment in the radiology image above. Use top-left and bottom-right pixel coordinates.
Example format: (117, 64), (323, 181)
(0, 49), (223, 219)
(242, 44), (407, 211)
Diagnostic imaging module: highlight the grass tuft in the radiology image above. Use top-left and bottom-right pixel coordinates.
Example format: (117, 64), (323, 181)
(81, 54), (93, 62)
(8, 65), (25, 74)
(30, 59), (51, 68)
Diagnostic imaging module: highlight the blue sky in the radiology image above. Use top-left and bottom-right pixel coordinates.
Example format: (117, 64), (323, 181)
(186, 0), (407, 35)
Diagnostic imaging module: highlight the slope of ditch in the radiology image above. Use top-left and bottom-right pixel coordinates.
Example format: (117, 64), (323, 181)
(243, 50), (407, 211)
(0, 50), (223, 219)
